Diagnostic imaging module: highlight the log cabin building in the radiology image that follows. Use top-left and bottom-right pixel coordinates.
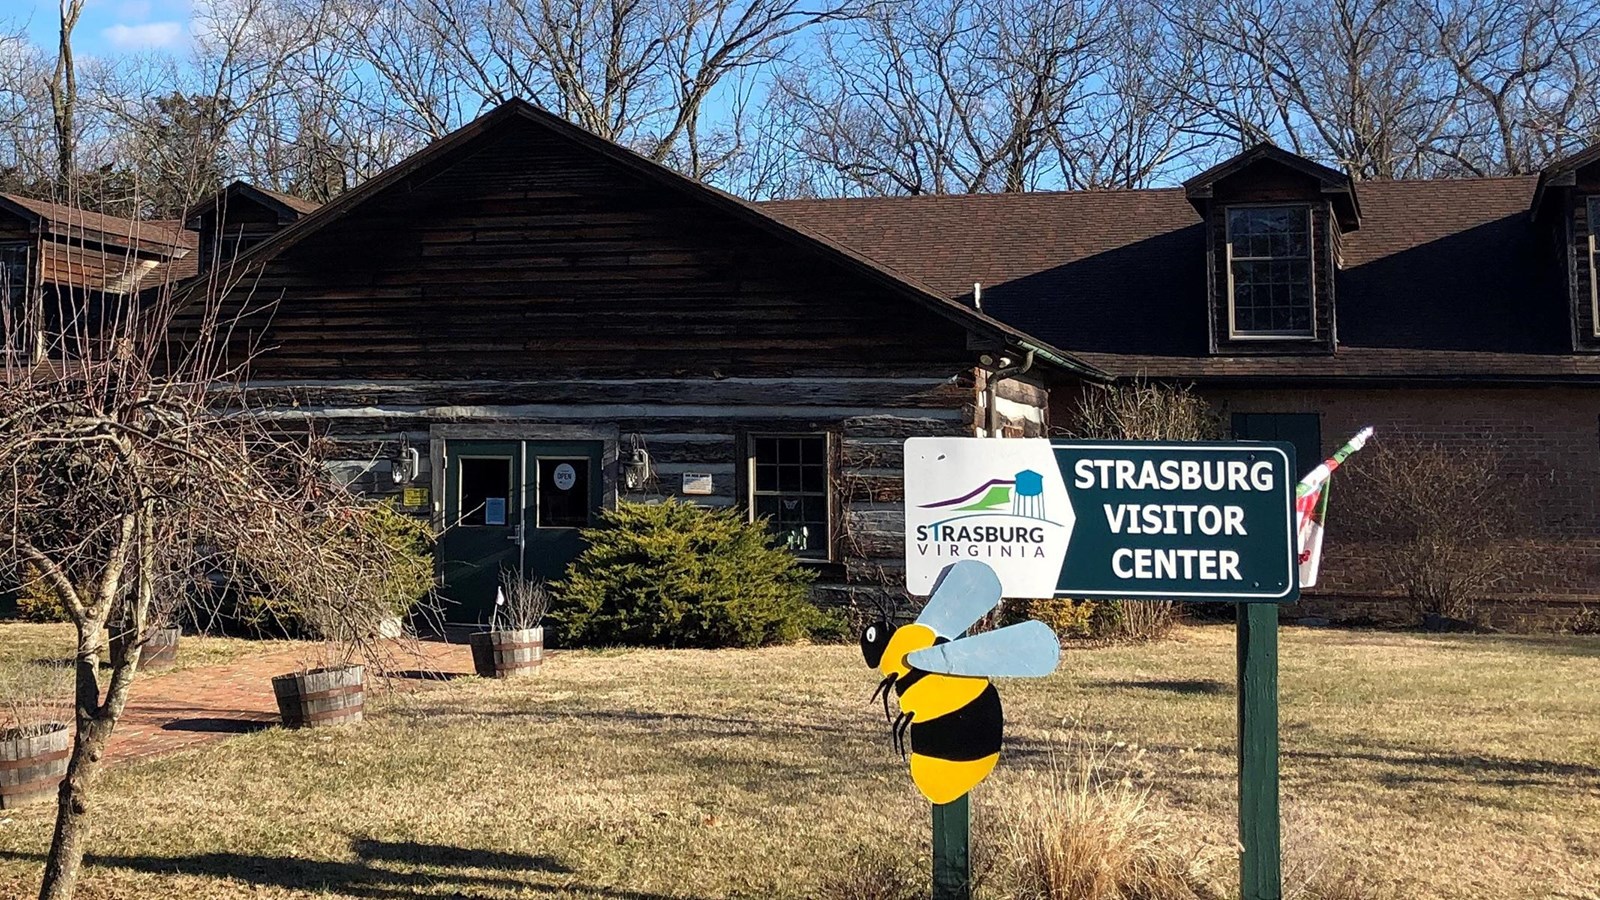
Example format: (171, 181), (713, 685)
(11, 99), (1600, 625)
(172, 100), (1094, 623)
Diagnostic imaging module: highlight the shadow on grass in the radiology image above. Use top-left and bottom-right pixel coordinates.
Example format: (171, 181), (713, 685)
(1, 838), (700, 899)
(1439, 634), (1600, 659)
(381, 669), (470, 682)
(1089, 678), (1233, 696)
(1287, 743), (1600, 788)
(27, 656), (74, 669)
(160, 717), (273, 735)
(390, 704), (860, 739)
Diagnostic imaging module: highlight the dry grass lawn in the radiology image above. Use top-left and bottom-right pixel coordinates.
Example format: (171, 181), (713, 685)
(0, 625), (1596, 899)
(0, 622), (298, 681)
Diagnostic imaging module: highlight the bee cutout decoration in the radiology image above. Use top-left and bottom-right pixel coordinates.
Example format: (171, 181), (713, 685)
(861, 560), (1061, 804)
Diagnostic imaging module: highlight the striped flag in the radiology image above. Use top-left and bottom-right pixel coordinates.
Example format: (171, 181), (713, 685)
(1296, 427), (1374, 588)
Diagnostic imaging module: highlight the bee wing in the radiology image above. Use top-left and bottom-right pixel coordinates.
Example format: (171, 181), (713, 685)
(905, 620), (1060, 678)
(914, 560), (1003, 639)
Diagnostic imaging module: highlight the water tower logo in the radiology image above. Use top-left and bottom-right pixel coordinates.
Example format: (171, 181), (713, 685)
(903, 438), (1076, 598)
(919, 469), (1051, 523)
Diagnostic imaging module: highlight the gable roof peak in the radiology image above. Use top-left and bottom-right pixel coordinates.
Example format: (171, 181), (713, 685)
(184, 180), (321, 226)
(1183, 142), (1361, 230)
(1530, 139), (1600, 221)
(183, 97), (1107, 382)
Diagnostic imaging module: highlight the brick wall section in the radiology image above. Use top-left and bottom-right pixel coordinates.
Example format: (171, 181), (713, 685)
(1047, 384), (1600, 622)
(1203, 386), (1600, 614)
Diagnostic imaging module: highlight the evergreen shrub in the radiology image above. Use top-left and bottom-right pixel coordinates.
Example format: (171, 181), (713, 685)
(551, 499), (832, 647)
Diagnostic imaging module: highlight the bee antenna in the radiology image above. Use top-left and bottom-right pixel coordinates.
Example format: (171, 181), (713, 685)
(863, 584), (911, 628)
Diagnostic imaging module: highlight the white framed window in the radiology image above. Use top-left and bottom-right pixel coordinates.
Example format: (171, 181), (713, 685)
(747, 433), (832, 560)
(1226, 205), (1315, 338)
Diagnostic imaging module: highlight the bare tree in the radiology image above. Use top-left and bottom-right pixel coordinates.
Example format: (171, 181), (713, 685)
(1164, 0), (1465, 180)
(769, 0), (1210, 197)
(1054, 1), (1208, 189)
(322, 0), (851, 181)
(47, 0), (86, 196)
(1422, 0), (1600, 174)
(0, 25), (57, 197)
(1, 251), (402, 900)
(84, 0), (328, 214)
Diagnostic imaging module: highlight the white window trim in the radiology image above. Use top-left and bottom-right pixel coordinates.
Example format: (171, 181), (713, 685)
(1225, 203), (1318, 340)
(1588, 196), (1600, 338)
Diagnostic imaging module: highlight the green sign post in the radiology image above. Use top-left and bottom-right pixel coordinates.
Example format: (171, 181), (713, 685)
(932, 795), (970, 899)
(1237, 602), (1281, 899)
(903, 438), (1301, 900)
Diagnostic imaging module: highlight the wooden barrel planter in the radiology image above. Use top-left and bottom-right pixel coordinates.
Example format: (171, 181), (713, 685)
(469, 627), (544, 678)
(271, 666), (364, 729)
(111, 626), (181, 672)
(0, 723), (69, 809)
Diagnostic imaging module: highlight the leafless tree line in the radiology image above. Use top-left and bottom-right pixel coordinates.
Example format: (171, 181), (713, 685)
(2, 0), (1600, 211)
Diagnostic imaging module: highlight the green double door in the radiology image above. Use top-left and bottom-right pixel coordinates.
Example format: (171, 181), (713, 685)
(438, 439), (605, 624)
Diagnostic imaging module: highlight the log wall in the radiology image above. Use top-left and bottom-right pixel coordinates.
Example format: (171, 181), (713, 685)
(259, 371), (1018, 614)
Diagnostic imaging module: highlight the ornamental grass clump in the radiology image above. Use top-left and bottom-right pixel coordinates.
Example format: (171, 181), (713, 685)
(550, 498), (831, 648)
(493, 570), (550, 632)
(992, 736), (1225, 900)
(0, 657), (72, 741)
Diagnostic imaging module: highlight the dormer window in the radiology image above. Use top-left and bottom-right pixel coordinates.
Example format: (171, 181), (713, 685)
(1184, 143), (1358, 355)
(1227, 205), (1313, 338)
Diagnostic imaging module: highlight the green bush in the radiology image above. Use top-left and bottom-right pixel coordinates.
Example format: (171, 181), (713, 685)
(14, 567), (69, 623)
(1017, 597), (1099, 639)
(232, 500), (435, 635)
(551, 498), (830, 648)
(1015, 597), (1176, 643)
(362, 500), (437, 618)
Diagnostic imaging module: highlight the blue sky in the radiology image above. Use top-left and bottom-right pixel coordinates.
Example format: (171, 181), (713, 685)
(10, 0), (193, 57)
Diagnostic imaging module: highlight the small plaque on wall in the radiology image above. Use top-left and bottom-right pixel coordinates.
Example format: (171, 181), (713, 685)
(402, 486), (430, 508)
(681, 473), (714, 495)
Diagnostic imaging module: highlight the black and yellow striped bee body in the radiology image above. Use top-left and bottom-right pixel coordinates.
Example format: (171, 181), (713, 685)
(862, 621), (1004, 804)
(858, 560), (1060, 805)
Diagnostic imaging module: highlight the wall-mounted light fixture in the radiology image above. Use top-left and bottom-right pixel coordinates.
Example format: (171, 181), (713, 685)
(390, 442), (421, 486)
(622, 434), (653, 490)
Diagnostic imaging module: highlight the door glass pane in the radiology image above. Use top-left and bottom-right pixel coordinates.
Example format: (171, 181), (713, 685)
(538, 458), (590, 528)
(459, 457), (511, 527)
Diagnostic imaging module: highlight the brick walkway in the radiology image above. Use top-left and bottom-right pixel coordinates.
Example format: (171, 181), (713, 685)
(104, 639), (475, 763)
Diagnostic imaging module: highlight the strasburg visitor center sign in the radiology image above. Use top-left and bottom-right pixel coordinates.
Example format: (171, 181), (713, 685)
(903, 438), (1301, 602)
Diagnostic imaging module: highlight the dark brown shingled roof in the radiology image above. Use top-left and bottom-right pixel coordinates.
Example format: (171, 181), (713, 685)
(0, 193), (197, 254)
(250, 186), (322, 216)
(760, 175), (1595, 381)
